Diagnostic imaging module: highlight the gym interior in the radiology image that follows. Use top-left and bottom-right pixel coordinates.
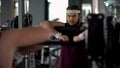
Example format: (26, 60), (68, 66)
(0, 0), (120, 68)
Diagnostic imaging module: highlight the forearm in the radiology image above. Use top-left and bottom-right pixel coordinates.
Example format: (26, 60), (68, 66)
(1, 27), (52, 48)
(16, 27), (53, 47)
(73, 29), (88, 42)
(1, 29), (19, 48)
(17, 45), (43, 55)
(81, 29), (88, 37)
(0, 31), (17, 68)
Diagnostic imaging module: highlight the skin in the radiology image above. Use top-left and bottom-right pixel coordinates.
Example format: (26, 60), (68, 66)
(66, 13), (80, 25)
(0, 26), (56, 68)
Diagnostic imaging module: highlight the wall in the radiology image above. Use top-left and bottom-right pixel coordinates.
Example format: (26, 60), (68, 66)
(29, 0), (47, 26)
(1, 0), (14, 25)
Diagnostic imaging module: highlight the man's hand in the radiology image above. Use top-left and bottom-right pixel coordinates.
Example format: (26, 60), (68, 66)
(59, 35), (69, 42)
(73, 35), (81, 42)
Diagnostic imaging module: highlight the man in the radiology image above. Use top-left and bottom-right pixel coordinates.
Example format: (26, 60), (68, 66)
(40, 5), (91, 68)
(0, 26), (61, 68)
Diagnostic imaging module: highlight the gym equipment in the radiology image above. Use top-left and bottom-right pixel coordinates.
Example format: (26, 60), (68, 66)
(87, 13), (105, 61)
(11, 16), (19, 28)
(10, 13), (32, 28)
(111, 20), (120, 66)
(23, 13), (33, 27)
(86, 14), (120, 68)
(0, 25), (9, 31)
(54, 26), (87, 32)
(86, 14), (106, 68)
(104, 16), (120, 68)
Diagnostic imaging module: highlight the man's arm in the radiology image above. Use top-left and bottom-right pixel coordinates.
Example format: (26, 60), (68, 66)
(0, 26), (55, 68)
(1, 27), (53, 47)
(17, 45), (43, 55)
(73, 22), (88, 42)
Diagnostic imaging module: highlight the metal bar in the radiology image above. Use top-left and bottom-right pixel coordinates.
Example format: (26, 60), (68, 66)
(54, 26), (87, 33)
(39, 26), (87, 45)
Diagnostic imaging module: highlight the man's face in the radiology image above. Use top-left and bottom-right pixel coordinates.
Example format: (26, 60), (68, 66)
(66, 13), (79, 25)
